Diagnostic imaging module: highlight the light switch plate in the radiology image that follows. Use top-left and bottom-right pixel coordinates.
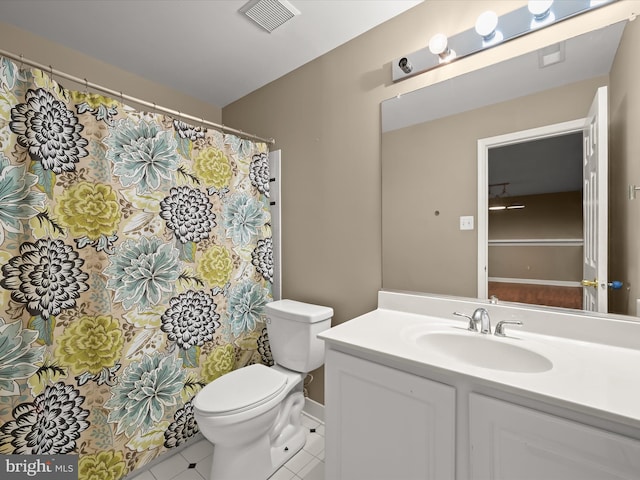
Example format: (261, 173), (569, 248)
(460, 216), (474, 230)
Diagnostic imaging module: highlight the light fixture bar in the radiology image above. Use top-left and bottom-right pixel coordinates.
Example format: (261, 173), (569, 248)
(392, 0), (617, 82)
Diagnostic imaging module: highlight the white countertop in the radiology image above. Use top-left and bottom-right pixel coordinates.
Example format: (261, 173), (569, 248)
(319, 291), (640, 430)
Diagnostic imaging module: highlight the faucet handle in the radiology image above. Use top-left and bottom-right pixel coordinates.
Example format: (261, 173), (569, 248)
(494, 320), (523, 337)
(453, 311), (477, 332)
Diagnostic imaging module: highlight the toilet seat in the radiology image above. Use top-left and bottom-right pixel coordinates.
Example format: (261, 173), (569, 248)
(193, 364), (287, 416)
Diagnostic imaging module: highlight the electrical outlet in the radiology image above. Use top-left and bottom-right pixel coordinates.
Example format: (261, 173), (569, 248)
(460, 216), (474, 230)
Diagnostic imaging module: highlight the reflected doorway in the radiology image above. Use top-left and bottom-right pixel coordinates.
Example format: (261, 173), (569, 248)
(487, 132), (583, 309)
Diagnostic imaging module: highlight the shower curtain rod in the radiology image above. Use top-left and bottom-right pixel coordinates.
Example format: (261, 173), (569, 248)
(0, 48), (275, 145)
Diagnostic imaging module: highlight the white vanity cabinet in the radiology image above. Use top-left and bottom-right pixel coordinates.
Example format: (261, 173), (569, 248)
(324, 348), (640, 480)
(469, 394), (640, 480)
(320, 290), (640, 480)
(324, 349), (456, 480)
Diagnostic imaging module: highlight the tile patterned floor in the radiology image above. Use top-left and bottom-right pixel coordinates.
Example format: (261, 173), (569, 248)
(128, 413), (324, 480)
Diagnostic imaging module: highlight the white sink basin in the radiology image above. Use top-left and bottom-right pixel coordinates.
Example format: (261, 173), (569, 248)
(415, 331), (553, 373)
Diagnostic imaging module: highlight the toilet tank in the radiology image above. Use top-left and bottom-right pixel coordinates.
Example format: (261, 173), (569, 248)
(265, 299), (333, 373)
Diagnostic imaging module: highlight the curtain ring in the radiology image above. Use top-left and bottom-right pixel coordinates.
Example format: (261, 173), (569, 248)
(19, 54), (24, 68)
(84, 78), (88, 94)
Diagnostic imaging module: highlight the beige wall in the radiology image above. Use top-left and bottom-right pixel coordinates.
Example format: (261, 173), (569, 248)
(489, 245), (583, 281)
(489, 192), (583, 240)
(0, 22), (222, 123)
(489, 191), (583, 281)
(609, 14), (640, 315)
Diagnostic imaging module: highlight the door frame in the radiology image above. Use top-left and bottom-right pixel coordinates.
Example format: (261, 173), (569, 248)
(268, 150), (282, 301)
(477, 118), (586, 299)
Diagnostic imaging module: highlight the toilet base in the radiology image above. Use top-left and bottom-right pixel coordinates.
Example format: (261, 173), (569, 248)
(207, 390), (307, 480)
(270, 423), (306, 474)
(209, 422), (306, 480)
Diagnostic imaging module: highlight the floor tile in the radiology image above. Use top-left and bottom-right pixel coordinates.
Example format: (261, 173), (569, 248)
(180, 439), (214, 463)
(195, 454), (212, 478)
(302, 461), (325, 480)
(300, 414), (320, 430)
(170, 469), (205, 480)
(284, 449), (314, 474)
(128, 470), (155, 480)
(303, 432), (324, 457)
(298, 457), (321, 478)
(150, 452), (190, 480)
(270, 466), (297, 480)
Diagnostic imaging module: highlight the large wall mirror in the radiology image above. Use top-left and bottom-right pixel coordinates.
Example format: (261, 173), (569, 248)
(381, 17), (640, 318)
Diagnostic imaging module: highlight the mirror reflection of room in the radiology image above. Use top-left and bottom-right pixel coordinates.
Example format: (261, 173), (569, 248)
(487, 132), (583, 309)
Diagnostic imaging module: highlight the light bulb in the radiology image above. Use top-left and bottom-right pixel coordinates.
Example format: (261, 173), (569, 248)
(398, 57), (412, 74)
(428, 33), (449, 56)
(475, 11), (498, 40)
(528, 0), (554, 20)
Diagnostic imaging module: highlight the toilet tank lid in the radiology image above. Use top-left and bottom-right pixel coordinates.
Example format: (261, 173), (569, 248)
(265, 299), (333, 323)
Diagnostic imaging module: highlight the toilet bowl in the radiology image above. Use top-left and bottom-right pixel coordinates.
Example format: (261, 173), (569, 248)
(193, 299), (333, 480)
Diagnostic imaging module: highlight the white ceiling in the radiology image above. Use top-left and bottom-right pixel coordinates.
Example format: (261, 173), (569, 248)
(0, 0), (422, 108)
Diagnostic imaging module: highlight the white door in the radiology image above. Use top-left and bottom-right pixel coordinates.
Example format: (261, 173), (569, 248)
(582, 87), (608, 312)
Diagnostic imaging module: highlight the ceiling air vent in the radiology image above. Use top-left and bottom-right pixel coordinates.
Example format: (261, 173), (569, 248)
(240, 0), (300, 33)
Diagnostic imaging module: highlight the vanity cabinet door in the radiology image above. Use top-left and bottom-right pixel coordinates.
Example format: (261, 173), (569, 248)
(325, 349), (455, 480)
(469, 393), (640, 479)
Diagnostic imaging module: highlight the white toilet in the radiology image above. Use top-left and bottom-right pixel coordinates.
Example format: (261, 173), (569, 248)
(193, 299), (333, 480)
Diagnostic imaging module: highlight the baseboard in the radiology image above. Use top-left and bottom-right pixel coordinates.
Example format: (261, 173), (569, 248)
(303, 397), (325, 423)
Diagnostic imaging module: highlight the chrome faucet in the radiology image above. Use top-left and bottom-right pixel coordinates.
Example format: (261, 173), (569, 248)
(453, 307), (491, 334)
(474, 308), (491, 334)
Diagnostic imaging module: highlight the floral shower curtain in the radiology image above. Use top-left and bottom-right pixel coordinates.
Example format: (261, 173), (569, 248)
(0, 56), (273, 479)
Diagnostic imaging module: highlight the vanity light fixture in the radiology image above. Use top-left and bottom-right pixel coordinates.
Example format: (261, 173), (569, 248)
(391, 0), (617, 82)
